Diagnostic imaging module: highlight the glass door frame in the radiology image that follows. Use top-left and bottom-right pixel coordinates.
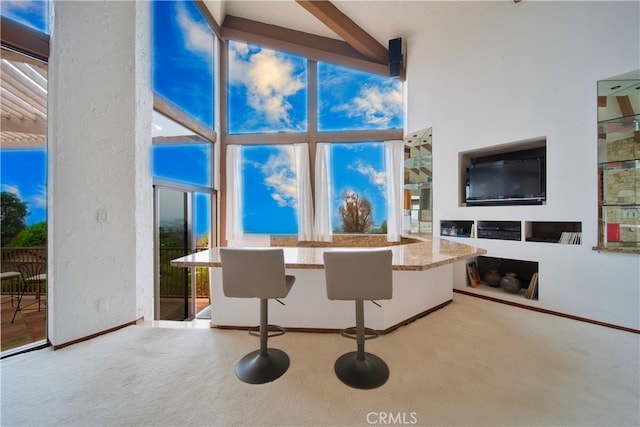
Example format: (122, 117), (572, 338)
(153, 180), (215, 321)
(0, 46), (49, 356)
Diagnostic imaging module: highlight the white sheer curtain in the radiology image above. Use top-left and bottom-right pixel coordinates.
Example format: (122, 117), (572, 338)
(385, 140), (404, 242)
(295, 143), (314, 241)
(225, 145), (244, 242)
(314, 142), (333, 242)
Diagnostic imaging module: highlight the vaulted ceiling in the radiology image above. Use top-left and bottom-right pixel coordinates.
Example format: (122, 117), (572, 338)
(1, 0), (525, 149)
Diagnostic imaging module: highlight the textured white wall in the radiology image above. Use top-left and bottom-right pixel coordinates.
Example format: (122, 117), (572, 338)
(48, 1), (153, 345)
(406, 1), (640, 329)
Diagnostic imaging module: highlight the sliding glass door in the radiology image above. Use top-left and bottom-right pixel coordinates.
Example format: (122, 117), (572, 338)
(154, 186), (213, 321)
(155, 187), (192, 321)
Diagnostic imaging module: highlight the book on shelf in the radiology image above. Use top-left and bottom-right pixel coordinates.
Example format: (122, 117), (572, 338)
(525, 272), (538, 299)
(466, 261), (481, 288)
(559, 231), (581, 244)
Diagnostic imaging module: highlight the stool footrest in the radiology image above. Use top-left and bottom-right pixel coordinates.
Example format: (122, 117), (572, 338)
(248, 324), (286, 338)
(339, 326), (380, 341)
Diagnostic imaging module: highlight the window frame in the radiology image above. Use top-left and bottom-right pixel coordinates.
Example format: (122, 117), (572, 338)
(151, 0), (219, 244)
(220, 37), (403, 240)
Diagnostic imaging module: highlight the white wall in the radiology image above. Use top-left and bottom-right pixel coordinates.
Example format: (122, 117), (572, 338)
(48, 1), (153, 345)
(406, 1), (640, 329)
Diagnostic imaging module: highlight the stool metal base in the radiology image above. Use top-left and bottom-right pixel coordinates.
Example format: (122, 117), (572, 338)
(334, 351), (389, 389)
(236, 348), (290, 384)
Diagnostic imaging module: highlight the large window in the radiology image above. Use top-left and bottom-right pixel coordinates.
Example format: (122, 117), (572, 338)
(318, 62), (402, 131)
(152, 0), (214, 128)
(153, 142), (212, 188)
(330, 143), (387, 233)
(241, 145), (298, 234)
(228, 40), (307, 134)
(225, 41), (402, 237)
(152, 0), (216, 320)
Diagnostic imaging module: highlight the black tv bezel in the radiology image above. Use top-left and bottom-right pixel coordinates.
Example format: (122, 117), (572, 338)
(465, 147), (546, 206)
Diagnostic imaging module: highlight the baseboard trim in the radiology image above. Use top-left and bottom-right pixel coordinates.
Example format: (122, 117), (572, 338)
(453, 289), (640, 334)
(52, 318), (141, 350)
(381, 299), (452, 334)
(213, 300), (453, 335)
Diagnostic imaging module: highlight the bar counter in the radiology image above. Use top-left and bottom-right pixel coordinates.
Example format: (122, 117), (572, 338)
(172, 235), (486, 271)
(171, 236), (486, 332)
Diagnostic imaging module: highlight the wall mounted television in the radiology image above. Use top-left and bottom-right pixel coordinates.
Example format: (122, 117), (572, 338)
(465, 148), (546, 206)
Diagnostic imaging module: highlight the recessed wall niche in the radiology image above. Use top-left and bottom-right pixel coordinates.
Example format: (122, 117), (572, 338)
(459, 138), (547, 207)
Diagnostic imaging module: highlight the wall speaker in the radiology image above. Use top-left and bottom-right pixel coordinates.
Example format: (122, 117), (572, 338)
(389, 37), (402, 78)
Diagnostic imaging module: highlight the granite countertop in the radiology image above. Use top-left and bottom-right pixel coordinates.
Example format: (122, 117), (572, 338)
(171, 235), (487, 271)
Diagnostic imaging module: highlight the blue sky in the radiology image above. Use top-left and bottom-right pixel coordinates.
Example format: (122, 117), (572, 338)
(0, 0), (48, 32)
(1, 149), (47, 225)
(1, 0), (402, 237)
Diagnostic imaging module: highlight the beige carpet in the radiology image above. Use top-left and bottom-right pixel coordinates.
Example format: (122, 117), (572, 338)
(1, 293), (638, 426)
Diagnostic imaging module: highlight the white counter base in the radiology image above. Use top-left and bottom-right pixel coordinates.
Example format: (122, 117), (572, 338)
(209, 264), (453, 331)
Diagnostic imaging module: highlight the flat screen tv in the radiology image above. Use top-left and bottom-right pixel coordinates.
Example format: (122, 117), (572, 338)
(465, 149), (546, 206)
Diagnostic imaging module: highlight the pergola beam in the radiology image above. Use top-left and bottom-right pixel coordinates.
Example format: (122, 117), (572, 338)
(1, 116), (45, 135)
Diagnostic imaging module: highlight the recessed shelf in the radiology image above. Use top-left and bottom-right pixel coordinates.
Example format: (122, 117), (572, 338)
(475, 256), (539, 300)
(524, 221), (582, 244)
(459, 137), (547, 207)
(440, 220), (474, 237)
(477, 221), (521, 241)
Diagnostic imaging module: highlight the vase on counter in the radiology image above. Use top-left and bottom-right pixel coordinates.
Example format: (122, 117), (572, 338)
(483, 269), (501, 287)
(500, 272), (522, 294)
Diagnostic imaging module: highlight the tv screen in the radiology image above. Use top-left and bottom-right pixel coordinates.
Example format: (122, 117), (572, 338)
(466, 157), (545, 205)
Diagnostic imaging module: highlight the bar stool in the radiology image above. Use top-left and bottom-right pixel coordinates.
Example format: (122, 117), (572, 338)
(220, 248), (295, 384)
(323, 249), (393, 389)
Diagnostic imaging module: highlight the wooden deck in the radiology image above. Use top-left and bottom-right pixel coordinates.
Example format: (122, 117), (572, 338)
(1, 294), (46, 352)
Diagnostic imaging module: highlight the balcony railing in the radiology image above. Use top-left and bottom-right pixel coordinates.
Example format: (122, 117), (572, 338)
(1, 246), (46, 295)
(1, 246), (209, 298)
(159, 247), (209, 298)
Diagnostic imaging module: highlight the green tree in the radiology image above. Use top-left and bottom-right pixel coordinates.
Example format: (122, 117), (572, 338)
(338, 190), (373, 233)
(8, 221), (47, 247)
(1, 191), (28, 247)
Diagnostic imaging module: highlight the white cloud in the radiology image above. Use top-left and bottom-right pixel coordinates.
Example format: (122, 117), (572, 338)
(1, 0), (45, 16)
(2, 184), (21, 198)
(228, 42), (250, 86)
(30, 185), (47, 209)
(332, 83), (402, 127)
(229, 42), (305, 128)
(260, 147), (297, 208)
(349, 161), (386, 194)
(176, 1), (213, 59)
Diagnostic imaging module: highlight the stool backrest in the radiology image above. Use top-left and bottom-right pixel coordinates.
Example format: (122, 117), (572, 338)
(324, 249), (393, 301)
(220, 248), (290, 299)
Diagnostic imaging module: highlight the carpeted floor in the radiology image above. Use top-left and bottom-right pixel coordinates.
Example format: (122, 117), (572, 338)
(1, 293), (638, 426)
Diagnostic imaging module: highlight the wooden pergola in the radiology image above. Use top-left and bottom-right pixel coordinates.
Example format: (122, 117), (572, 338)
(0, 48), (47, 150)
